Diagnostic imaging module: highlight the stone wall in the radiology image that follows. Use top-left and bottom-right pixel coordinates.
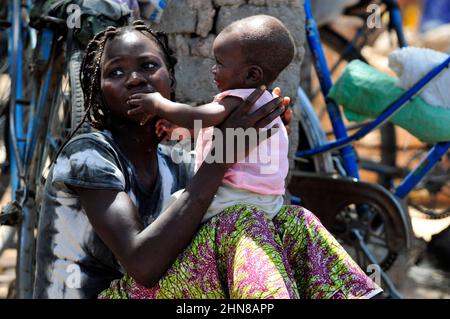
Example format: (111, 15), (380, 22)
(150, 0), (305, 179)
(150, 0), (305, 105)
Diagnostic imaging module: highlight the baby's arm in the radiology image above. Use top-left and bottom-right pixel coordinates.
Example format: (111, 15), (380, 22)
(127, 92), (243, 129)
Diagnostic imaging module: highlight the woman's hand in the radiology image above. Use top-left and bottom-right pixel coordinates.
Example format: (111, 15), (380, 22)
(272, 87), (292, 134)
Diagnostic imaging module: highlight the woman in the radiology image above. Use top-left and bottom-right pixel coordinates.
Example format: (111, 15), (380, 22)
(33, 21), (381, 299)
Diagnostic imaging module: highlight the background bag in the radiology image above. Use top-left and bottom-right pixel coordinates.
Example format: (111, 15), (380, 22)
(30, 0), (131, 47)
(328, 60), (450, 143)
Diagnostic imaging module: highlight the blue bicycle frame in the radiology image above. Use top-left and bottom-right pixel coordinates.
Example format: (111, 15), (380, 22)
(297, 0), (450, 200)
(385, 0), (408, 48)
(303, 0), (360, 178)
(7, 0), (58, 298)
(8, 0), (28, 197)
(8, 1), (56, 201)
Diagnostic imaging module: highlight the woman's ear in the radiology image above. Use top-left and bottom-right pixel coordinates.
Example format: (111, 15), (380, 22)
(246, 65), (264, 85)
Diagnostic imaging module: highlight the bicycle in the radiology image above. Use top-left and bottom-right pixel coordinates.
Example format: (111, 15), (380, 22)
(303, 0), (408, 190)
(0, 0), (87, 298)
(290, 0), (450, 298)
(308, 0), (450, 209)
(0, 0), (131, 298)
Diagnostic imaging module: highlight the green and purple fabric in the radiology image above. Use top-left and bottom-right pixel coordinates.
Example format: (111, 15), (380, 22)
(99, 205), (382, 299)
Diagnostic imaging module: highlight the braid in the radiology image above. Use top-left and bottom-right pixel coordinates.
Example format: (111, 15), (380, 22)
(52, 26), (118, 165)
(80, 26), (118, 130)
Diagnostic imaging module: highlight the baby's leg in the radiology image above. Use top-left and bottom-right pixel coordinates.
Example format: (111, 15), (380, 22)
(273, 205), (382, 299)
(214, 204), (299, 299)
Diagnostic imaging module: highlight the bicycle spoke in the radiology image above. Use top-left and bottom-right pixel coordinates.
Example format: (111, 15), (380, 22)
(367, 238), (389, 249)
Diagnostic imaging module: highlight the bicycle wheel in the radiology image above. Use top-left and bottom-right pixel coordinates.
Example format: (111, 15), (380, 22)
(317, 6), (449, 223)
(292, 92), (413, 294)
(9, 25), (86, 298)
(33, 47), (86, 208)
(399, 145), (450, 219)
(294, 87), (334, 174)
(8, 40), (78, 299)
(69, 49), (90, 134)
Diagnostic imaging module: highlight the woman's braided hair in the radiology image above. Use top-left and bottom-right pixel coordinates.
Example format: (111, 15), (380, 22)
(77, 20), (177, 132)
(51, 21), (176, 166)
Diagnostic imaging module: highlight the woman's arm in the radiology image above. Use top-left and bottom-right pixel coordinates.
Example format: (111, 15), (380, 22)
(74, 160), (229, 287)
(74, 86), (285, 287)
(127, 92), (243, 129)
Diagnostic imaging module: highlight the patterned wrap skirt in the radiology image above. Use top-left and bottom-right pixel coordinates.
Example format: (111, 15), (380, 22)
(99, 205), (382, 299)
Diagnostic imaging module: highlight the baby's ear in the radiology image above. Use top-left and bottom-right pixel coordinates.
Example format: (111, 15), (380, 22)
(246, 65), (264, 85)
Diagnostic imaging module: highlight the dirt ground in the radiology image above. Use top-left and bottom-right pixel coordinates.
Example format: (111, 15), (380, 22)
(400, 208), (450, 298)
(0, 249), (14, 299)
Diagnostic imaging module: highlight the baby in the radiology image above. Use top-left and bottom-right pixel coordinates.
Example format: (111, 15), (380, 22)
(127, 15), (295, 221)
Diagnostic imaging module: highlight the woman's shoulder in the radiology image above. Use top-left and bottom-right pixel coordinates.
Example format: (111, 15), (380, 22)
(57, 130), (123, 163)
(54, 130), (126, 177)
(52, 130), (127, 191)
(62, 130), (115, 149)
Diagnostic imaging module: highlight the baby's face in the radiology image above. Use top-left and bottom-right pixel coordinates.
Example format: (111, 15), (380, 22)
(212, 32), (249, 92)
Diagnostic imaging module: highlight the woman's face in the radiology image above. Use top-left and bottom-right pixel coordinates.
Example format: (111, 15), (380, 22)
(100, 30), (172, 124)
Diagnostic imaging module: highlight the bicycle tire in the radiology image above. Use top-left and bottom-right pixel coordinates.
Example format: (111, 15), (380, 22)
(12, 31), (83, 299)
(33, 50), (76, 206)
(319, 25), (368, 63)
(31, 48), (88, 186)
(294, 87), (334, 174)
(69, 49), (90, 134)
(12, 35), (69, 298)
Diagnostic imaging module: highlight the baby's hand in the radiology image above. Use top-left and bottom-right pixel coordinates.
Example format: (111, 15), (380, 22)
(127, 92), (163, 125)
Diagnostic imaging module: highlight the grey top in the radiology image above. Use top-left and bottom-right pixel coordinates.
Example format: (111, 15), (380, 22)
(33, 131), (194, 299)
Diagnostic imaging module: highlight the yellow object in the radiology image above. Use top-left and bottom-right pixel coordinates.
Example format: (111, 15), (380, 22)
(403, 3), (421, 30)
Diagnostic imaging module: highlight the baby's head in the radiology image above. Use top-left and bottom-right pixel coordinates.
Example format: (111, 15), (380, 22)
(212, 15), (295, 92)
